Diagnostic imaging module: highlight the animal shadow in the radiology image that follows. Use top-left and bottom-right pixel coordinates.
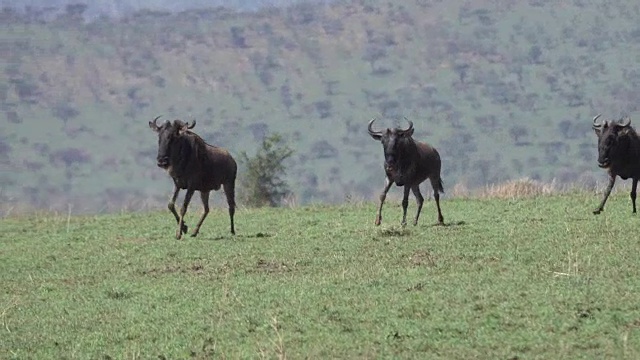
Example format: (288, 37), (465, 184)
(234, 232), (273, 240)
(431, 220), (466, 227)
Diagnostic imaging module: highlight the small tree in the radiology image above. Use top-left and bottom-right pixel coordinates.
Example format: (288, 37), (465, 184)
(509, 125), (529, 144)
(240, 133), (294, 207)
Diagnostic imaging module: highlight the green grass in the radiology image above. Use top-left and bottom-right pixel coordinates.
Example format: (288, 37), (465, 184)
(2, 193), (640, 358)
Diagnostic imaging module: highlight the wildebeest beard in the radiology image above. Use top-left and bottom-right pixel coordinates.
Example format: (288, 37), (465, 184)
(387, 161), (416, 186)
(386, 140), (417, 186)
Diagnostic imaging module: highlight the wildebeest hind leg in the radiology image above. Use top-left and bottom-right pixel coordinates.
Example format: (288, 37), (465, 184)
(191, 191), (210, 237)
(594, 175), (616, 215)
(176, 189), (195, 240)
(223, 182), (236, 235)
(168, 184), (188, 235)
(430, 178), (444, 224)
(401, 185), (411, 226)
(375, 177), (393, 226)
(434, 190), (444, 224)
(631, 178), (638, 213)
(411, 185), (424, 226)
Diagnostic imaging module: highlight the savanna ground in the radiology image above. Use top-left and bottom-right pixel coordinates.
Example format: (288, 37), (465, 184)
(2, 188), (640, 359)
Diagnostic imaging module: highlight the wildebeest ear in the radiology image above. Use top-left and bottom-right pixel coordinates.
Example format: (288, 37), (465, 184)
(177, 123), (190, 135)
(149, 115), (162, 132)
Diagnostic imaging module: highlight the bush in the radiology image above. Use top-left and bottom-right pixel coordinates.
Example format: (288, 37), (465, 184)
(240, 133), (294, 207)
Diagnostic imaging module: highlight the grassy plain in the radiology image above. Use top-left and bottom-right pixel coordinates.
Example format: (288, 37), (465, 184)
(2, 192), (640, 359)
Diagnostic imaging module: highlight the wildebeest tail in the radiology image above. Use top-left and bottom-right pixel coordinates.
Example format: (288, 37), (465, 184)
(437, 178), (444, 193)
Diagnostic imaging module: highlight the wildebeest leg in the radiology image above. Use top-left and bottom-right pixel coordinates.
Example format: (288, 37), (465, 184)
(191, 191), (210, 237)
(375, 177), (393, 226)
(176, 189), (195, 240)
(411, 185), (424, 226)
(594, 174), (616, 215)
(631, 178), (638, 213)
(168, 184), (188, 235)
(223, 182), (236, 235)
(401, 185), (411, 226)
(431, 178), (444, 224)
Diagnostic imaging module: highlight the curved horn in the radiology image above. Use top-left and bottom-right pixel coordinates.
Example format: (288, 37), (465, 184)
(152, 115), (162, 126)
(185, 119), (196, 129)
(592, 114), (603, 128)
(368, 118), (382, 136)
(618, 116), (631, 127)
(402, 117), (414, 133)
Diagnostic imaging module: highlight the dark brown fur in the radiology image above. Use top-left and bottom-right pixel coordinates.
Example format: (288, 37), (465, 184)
(592, 114), (640, 214)
(149, 116), (237, 239)
(368, 118), (444, 226)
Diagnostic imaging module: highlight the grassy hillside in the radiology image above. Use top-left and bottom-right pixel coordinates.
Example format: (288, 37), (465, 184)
(2, 0), (640, 212)
(2, 192), (640, 358)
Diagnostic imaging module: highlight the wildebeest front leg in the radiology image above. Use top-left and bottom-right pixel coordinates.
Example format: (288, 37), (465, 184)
(375, 177), (393, 226)
(411, 185), (424, 226)
(191, 191), (210, 237)
(594, 174), (616, 215)
(401, 185), (411, 226)
(176, 189), (195, 240)
(168, 184), (188, 235)
(631, 178), (638, 213)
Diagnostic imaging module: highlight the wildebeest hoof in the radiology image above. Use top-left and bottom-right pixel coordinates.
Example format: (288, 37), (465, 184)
(175, 231), (182, 240)
(375, 216), (382, 226)
(593, 209), (602, 215)
(190, 231), (199, 237)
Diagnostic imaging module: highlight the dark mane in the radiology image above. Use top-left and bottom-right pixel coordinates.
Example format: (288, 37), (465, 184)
(183, 131), (209, 163)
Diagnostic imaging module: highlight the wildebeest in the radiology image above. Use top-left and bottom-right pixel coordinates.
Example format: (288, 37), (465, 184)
(149, 116), (237, 239)
(592, 114), (640, 215)
(368, 118), (444, 226)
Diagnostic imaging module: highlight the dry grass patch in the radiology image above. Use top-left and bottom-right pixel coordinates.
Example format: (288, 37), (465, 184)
(480, 178), (556, 198)
(409, 250), (437, 267)
(452, 178), (558, 199)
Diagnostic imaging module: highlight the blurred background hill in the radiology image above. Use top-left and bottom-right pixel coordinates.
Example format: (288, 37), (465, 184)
(2, 0), (640, 213)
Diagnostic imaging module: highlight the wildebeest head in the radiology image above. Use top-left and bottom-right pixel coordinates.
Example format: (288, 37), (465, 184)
(592, 114), (632, 168)
(368, 118), (415, 181)
(148, 116), (196, 169)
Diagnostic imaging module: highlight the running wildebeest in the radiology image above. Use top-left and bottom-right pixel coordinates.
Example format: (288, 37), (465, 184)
(592, 114), (640, 215)
(368, 118), (444, 226)
(149, 116), (237, 239)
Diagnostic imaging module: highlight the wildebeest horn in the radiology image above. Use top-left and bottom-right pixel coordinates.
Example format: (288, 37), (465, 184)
(185, 119), (196, 129)
(368, 118), (382, 136)
(592, 114), (603, 128)
(617, 116), (631, 127)
(401, 117), (414, 133)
